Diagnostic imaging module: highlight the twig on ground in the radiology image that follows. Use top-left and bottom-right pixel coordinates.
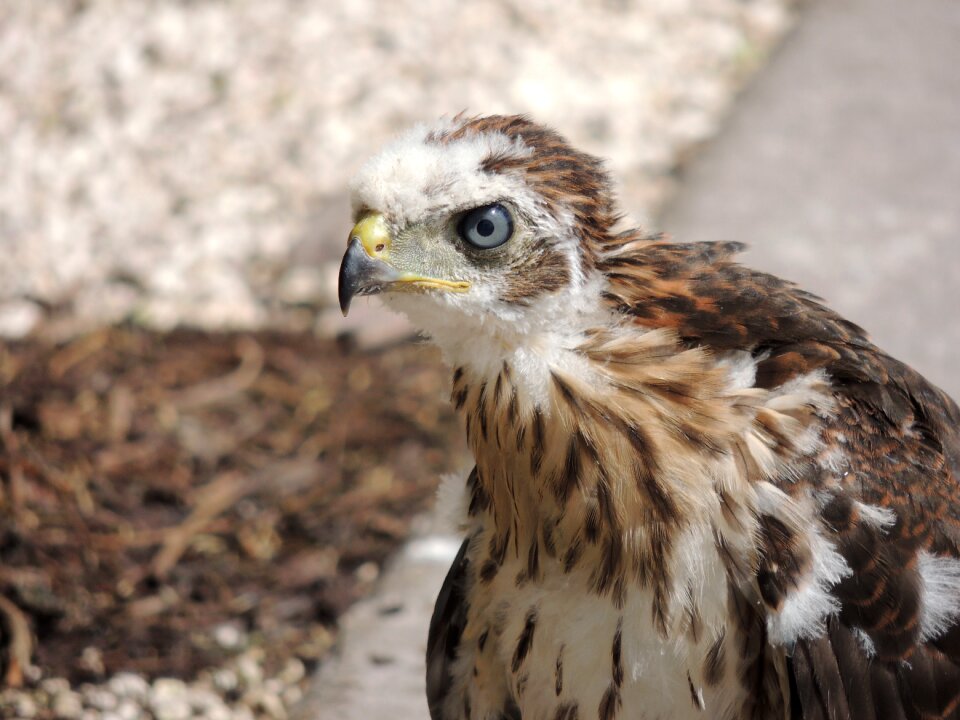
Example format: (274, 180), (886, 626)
(0, 595), (33, 688)
(151, 460), (321, 578)
(171, 336), (264, 410)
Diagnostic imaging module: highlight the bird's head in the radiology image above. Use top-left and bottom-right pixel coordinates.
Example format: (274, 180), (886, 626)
(339, 115), (622, 358)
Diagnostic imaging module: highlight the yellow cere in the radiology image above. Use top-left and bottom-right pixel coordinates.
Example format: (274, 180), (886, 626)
(350, 212), (392, 260)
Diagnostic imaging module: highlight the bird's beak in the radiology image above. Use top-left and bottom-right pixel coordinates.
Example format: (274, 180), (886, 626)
(338, 213), (400, 316)
(337, 212), (470, 316)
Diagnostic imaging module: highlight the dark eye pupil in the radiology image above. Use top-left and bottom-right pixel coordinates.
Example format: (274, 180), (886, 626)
(458, 202), (513, 249)
(476, 219), (495, 237)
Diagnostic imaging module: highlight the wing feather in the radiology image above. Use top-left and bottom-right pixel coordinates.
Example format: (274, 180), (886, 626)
(603, 239), (960, 718)
(426, 537), (470, 720)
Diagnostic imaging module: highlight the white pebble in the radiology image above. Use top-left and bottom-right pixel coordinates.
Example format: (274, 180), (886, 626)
(230, 705), (255, 720)
(243, 689), (286, 720)
(80, 647), (106, 677)
(150, 678), (187, 701)
(186, 687), (223, 712)
(204, 705), (233, 720)
(211, 668), (238, 693)
(108, 673), (149, 702)
(83, 687), (118, 711)
(282, 685), (303, 706)
(15, 694), (38, 718)
(53, 690), (84, 719)
(277, 658), (305, 686)
(354, 561), (379, 584)
(0, 300), (42, 339)
(235, 655), (262, 689)
(151, 699), (190, 720)
(114, 699), (142, 720)
(213, 623), (247, 651)
(150, 678), (191, 720)
(41, 678), (71, 696)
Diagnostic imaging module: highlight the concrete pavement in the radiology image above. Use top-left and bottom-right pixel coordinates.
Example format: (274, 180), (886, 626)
(659, 0), (960, 400)
(291, 524), (462, 720)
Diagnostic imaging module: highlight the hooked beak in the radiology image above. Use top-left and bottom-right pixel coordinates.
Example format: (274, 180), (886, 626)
(337, 212), (470, 316)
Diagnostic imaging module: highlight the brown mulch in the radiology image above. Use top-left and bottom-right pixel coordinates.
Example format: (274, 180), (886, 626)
(0, 327), (466, 687)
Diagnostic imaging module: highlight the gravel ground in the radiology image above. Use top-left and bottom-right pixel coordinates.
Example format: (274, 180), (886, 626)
(0, 0), (793, 339)
(1, 649), (307, 720)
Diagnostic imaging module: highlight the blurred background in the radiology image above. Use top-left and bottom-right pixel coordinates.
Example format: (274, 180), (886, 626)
(1, 0), (957, 718)
(0, 0), (788, 340)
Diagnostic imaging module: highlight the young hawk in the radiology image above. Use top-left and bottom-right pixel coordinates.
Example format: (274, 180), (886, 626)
(338, 115), (960, 720)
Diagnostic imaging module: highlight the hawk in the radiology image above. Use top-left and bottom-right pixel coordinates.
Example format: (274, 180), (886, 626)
(337, 115), (960, 720)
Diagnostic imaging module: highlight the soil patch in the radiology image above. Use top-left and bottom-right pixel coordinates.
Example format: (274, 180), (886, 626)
(0, 328), (464, 687)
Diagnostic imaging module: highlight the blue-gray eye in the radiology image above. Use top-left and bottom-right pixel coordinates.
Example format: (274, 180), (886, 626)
(458, 203), (513, 249)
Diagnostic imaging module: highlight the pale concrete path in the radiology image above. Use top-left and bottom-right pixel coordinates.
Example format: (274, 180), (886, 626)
(658, 0), (960, 400)
(291, 523), (461, 720)
(296, 1), (960, 717)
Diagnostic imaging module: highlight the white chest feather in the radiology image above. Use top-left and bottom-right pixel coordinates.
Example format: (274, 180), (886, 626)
(478, 534), (742, 720)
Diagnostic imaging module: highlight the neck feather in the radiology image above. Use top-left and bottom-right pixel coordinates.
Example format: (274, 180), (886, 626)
(451, 325), (752, 607)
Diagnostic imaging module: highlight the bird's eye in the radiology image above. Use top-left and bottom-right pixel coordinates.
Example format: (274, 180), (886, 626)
(457, 203), (513, 249)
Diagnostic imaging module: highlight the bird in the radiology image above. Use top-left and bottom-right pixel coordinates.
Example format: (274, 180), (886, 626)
(337, 114), (960, 720)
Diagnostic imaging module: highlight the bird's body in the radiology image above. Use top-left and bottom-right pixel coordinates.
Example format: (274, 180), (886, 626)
(339, 115), (960, 719)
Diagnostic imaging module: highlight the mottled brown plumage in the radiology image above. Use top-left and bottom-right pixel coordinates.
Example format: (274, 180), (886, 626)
(602, 233), (960, 718)
(342, 114), (960, 719)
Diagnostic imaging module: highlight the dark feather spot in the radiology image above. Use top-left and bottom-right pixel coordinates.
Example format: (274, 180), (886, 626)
(555, 645), (564, 696)
(507, 389), (518, 427)
(553, 702), (579, 720)
(551, 371), (581, 412)
(590, 536), (623, 599)
(515, 418), (527, 451)
(516, 672), (528, 698)
(612, 577), (626, 611)
(527, 539), (540, 581)
(500, 698), (522, 720)
(476, 382), (488, 440)
(703, 631), (726, 686)
(552, 433), (583, 504)
(596, 471), (620, 533)
(542, 517), (558, 558)
(512, 607), (538, 673)
(598, 684), (621, 720)
(530, 409), (545, 477)
(563, 538), (584, 573)
(467, 467), (490, 517)
(480, 559), (499, 584)
(612, 620), (624, 688)
(585, 503), (601, 543)
(688, 672), (704, 710)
